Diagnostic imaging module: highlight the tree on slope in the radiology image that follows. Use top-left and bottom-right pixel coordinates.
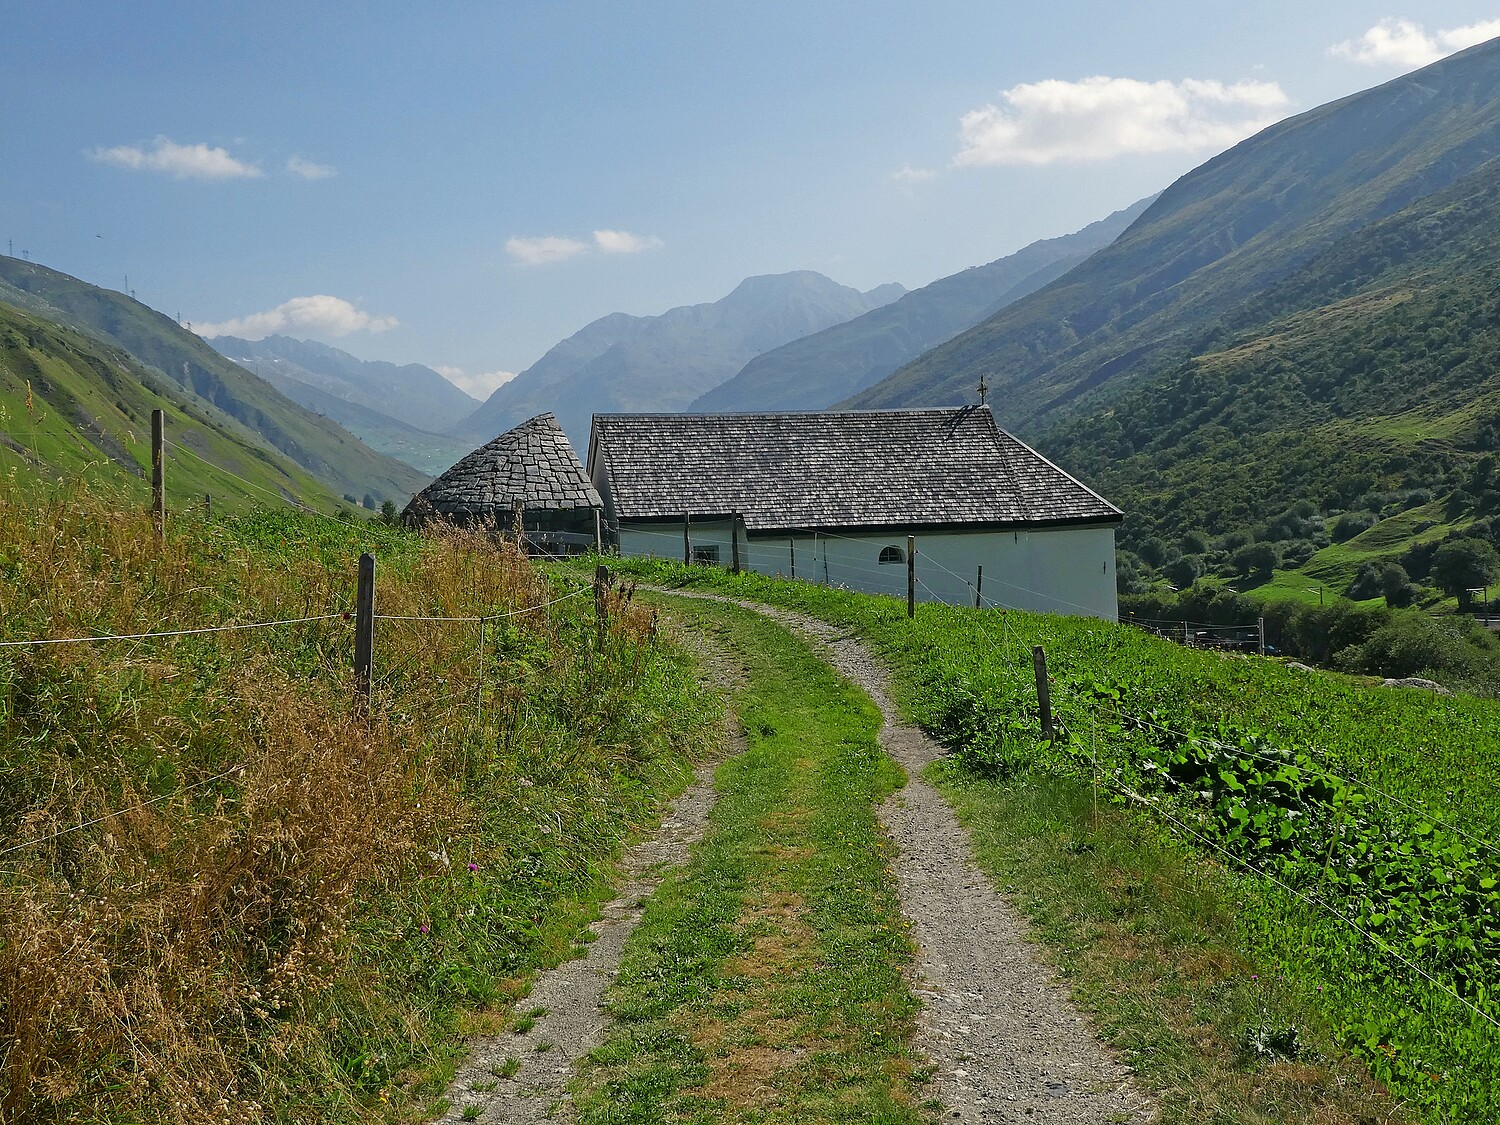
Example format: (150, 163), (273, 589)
(1431, 538), (1500, 608)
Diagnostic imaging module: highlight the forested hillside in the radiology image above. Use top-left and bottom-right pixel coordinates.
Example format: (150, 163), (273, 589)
(1045, 142), (1500, 605)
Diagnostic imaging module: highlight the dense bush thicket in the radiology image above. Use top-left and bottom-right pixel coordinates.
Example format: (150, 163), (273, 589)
(1121, 583), (1500, 692)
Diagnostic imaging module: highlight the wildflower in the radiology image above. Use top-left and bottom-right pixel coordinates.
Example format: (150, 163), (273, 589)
(468, 862), (479, 872)
(420, 924), (429, 934)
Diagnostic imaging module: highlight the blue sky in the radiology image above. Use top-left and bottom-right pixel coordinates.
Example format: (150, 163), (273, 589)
(5, 3), (1499, 399)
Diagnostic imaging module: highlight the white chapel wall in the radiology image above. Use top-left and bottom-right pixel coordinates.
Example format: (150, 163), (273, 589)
(615, 520), (1118, 621)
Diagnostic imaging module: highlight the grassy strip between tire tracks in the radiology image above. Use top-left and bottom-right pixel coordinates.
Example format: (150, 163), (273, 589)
(569, 595), (931, 1124)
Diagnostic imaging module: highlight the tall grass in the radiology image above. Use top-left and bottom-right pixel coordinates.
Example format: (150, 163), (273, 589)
(0, 486), (715, 1123)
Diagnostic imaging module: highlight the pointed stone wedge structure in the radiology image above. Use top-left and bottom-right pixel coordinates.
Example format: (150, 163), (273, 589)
(403, 412), (603, 553)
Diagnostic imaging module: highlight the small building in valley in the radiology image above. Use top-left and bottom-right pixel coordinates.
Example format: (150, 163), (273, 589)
(404, 412), (602, 552)
(586, 406), (1123, 619)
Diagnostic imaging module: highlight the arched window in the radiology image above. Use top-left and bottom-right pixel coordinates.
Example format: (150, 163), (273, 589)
(878, 545), (905, 565)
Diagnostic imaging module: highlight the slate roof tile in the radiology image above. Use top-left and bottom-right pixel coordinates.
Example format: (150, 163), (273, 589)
(589, 407), (1120, 532)
(406, 413), (601, 521)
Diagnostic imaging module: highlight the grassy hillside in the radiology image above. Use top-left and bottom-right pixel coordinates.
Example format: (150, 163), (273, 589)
(847, 39), (1500, 435)
(0, 488), (712, 1123)
(0, 303), (345, 514)
(0, 258), (429, 507)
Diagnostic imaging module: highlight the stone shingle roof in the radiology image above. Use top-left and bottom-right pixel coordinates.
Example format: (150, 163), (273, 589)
(589, 407), (1120, 532)
(406, 412), (601, 521)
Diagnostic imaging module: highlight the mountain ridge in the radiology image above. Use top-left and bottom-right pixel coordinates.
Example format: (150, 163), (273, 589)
(451, 269), (905, 448)
(211, 334), (480, 432)
(844, 38), (1500, 435)
(694, 195), (1156, 413)
(0, 258), (428, 505)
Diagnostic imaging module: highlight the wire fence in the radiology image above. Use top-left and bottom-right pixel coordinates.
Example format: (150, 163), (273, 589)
(0, 555), (598, 861)
(905, 556), (1500, 1036)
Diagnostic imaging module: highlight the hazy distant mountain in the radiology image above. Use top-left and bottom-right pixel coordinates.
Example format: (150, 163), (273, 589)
(451, 271), (905, 448)
(847, 38), (1500, 437)
(0, 258), (428, 504)
(212, 335), (479, 432)
(693, 196), (1155, 412)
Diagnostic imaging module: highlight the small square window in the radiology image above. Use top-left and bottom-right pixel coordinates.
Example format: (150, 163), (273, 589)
(692, 545), (720, 565)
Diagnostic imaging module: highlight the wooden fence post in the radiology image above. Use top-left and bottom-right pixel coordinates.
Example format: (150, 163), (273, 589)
(204, 492), (212, 522)
(151, 408), (165, 542)
(594, 564), (610, 650)
(476, 618), (486, 730)
(1258, 616), (1266, 656)
(975, 564), (983, 609)
(731, 513), (742, 575)
(511, 499), (524, 551)
(1033, 644), (1053, 740)
(354, 553), (376, 708)
(789, 537), (796, 579)
(907, 534), (916, 619)
(594, 508), (603, 554)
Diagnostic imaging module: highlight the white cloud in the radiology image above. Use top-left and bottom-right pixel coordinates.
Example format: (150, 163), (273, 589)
(286, 155), (337, 180)
(196, 295), (398, 340)
(1443, 19), (1500, 50)
(592, 229), (663, 254)
(1330, 17), (1500, 67)
(435, 365), (518, 398)
(892, 164), (939, 184)
(506, 230), (663, 264)
(953, 76), (1291, 167)
(87, 136), (263, 180)
(506, 235), (590, 265)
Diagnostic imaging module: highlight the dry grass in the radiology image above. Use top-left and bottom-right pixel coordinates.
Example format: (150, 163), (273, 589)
(0, 488), (696, 1123)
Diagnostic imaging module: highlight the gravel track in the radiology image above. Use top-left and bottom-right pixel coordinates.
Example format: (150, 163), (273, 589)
(432, 591), (1156, 1123)
(665, 591), (1157, 1124)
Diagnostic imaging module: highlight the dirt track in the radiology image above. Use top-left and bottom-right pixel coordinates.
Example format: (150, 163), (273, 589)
(433, 593), (1156, 1123)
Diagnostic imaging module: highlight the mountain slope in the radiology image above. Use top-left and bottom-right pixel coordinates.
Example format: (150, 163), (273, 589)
(694, 196), (1155, 412)
(1039, 147), (1500, 600)
(846, 39), (1500, 434)
(452, 270), (904, 447)
(212, 336), (473, 473)
(0, 303), (343, 512)
(210, 334), (479, 432)
(244, 370), (474, 476)
(0, 259), (428, 505)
